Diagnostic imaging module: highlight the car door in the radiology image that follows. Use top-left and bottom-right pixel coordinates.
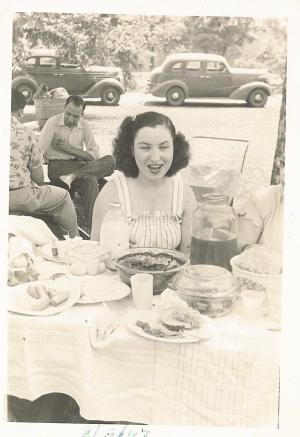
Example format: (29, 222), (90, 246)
(183, 60), (211, 97)
(58, 62), (93, 94)
(202, 61), (233, 97)
(31, 56), (61, 90)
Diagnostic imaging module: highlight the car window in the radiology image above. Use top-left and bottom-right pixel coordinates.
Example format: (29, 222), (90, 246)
(185, 61), (201, 71)
(206, 61), (227, 72)
(170, 62), (183, 71)
(25, 58), (36, 68)
(61, 63), (81, 70)
(39, 57), (57, 68)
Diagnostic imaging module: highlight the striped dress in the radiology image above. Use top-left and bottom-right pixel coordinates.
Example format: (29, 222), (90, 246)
(114, 173), (184, 250)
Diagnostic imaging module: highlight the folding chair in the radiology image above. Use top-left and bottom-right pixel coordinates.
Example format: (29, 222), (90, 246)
(188, 135), (249, 174)
(184, 135), (249, 206)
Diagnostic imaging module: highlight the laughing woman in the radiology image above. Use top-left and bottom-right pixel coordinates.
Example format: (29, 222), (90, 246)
(91, 111), (197, 253)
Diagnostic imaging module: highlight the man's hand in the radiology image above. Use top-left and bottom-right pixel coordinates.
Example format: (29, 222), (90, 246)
(81, 151), (94, 162)
(51, 133), (94, 161)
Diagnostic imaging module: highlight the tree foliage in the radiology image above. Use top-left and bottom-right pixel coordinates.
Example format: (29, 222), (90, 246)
(12, 13), (287, 90)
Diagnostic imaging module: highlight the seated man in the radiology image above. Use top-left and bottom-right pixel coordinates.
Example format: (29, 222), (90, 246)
(38, 95), (116, 232)
(9, 89), (79, 238)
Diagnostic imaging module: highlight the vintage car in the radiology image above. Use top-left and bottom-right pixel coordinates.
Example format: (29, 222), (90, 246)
(146, 53), (271, 107)
(12, 52), (125, 106)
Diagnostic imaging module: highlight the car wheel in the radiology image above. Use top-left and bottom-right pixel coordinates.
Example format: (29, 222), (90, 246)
(16, 83), (35, 105)
(166, 87), (185, 106)
(247, 89), (268, 108)
(101, 87), (121, 106)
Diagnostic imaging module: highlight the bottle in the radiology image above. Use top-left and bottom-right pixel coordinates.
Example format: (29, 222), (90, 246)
(190, 193), (237, 270)
(100, 202), (130, 259)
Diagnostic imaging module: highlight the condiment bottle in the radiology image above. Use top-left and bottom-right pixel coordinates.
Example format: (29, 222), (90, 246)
(100, 202), (129, 260)
(190, 193), (237, 270)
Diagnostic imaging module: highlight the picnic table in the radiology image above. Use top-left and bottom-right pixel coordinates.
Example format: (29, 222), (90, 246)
(7, 256), (280, 427)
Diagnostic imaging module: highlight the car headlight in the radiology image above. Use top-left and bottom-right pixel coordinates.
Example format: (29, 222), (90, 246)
(258, 75), (269, 83)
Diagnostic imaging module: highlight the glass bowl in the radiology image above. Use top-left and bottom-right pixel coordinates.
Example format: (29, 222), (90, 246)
(171, 264), (241, 317)
(115, 248), (190, 294)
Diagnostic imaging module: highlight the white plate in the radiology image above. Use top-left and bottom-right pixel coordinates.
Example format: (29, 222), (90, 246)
(78, 275), (131, 304)
(7, 277), (81, 316)
(128, 312), (214, 343)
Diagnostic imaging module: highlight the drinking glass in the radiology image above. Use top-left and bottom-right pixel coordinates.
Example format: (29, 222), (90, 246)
(130, 273), (153, 310)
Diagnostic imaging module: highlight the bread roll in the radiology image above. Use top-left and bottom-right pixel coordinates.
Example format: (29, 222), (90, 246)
(31, 294), (50, 311)
(50, 291), (69, 306)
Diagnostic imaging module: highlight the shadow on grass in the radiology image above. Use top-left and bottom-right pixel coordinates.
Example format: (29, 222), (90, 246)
(144, 100), (249, 109)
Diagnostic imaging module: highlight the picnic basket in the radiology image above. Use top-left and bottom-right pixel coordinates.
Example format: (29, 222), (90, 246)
(34, 97), (66, 129)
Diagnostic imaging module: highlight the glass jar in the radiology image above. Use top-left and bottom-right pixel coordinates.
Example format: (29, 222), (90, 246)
(171, 264), (240, 317)
(100, 202), (130, 259)
(190, 193), (237, 270)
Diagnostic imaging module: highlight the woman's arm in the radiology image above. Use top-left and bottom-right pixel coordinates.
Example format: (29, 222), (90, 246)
(90, 180), (119, 241)
(236, 190), (264, 252)
(179, 184), (197, 254)
(237, 214), (262, 252)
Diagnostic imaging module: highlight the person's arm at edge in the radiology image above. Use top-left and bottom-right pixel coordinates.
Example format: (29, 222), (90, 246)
(31, 166), (44, 185)
(179, 184), (197, 254)
(90, 180), (119, 241)
(236, 191), (263, 253)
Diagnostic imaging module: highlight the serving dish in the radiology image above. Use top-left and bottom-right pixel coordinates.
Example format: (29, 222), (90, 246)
(171, 264), (240, 317)
(115, 248), (189, 294)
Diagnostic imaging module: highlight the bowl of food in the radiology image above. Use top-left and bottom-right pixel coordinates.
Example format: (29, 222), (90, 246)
(171, 264), (240, 317)
(115, 248), (189, 294)
(230, 246), (282, 293)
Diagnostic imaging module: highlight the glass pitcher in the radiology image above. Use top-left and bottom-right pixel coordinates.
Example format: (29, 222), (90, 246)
(190, 193), (237, 270)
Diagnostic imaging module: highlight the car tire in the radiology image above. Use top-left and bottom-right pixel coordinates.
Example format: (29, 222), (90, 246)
(16, 83), (35, 105)
(101, 87), (121, 106)
(166, 87), (186, 106)
(247, 89), (268, 108)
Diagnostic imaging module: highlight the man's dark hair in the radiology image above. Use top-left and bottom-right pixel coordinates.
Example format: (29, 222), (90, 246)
(66, 95), (86, 113)
(112, 111), (191, 177)
(11, 89), (26, 112)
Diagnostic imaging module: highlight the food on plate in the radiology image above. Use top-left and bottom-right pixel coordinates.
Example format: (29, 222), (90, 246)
(50, 291), (69, 306)
(236, 246), (282, 275)
(8, 267), (39, 286)
(118, 252), (183, 272)
(27, 284), (47, 299)
(8, 235), (34, 269)
(136, 320), (183, 338)
(31, 294), (51, 311)
(156, 289), (203, 329)
(134, 289), (203, 338)
(26, 284), (70, 311)
(69, 260), (88, 276)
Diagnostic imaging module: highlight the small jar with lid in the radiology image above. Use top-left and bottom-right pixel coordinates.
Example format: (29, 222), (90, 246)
(190, 193), (238, 270)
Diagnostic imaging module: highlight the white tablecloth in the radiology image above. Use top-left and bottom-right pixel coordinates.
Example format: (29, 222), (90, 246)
(7, 260), (280, 427)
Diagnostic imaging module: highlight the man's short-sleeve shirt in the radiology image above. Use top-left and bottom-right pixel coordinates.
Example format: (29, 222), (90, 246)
(10, 116), (43, 190)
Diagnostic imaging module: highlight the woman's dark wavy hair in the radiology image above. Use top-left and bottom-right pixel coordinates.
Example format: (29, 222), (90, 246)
(112, 111), (191, 177)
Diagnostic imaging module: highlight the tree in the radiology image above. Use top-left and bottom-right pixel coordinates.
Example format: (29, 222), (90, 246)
(178, 16), (256, 56)
(271, 73), (286, 184)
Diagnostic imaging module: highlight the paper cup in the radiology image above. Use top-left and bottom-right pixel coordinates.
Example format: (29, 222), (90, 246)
(130, 273), (153, 310)
(266, 288), (281, 323)
(241, 289), (265, 320)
